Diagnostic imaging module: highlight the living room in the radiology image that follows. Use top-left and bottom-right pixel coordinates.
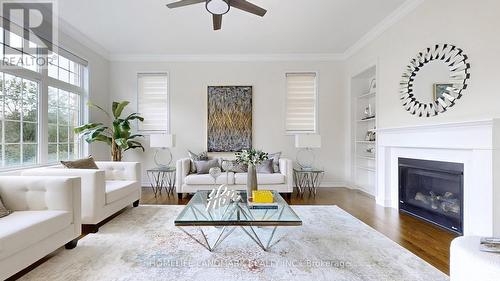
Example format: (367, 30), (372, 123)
(0, 0), (498, 280)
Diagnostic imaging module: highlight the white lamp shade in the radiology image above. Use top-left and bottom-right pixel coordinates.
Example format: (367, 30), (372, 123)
(295, 134), (321, 148)
(150, 134), (174, 148)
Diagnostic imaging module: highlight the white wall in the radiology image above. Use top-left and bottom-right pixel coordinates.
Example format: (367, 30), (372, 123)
(109, 61), (347, 185)
(57, 32), (110, 160)
(345, 0), (500, 129)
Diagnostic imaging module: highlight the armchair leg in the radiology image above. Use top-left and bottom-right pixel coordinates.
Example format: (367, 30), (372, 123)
(65, 239), (78, 249)
(133, 200), (139, 207)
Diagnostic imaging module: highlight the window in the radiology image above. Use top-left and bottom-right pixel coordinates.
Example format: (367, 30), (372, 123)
(137, 73), (169, 132)
(0, 73), (39, 167)
(0, 22), (87, 168)
(48, 87), (80, 162)
(285, 72), (318, 133)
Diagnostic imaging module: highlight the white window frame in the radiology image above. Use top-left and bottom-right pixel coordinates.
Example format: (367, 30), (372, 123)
(136, 72), (170, 134)
(284, 71), (319, 135)
(0, 45), (87, 170)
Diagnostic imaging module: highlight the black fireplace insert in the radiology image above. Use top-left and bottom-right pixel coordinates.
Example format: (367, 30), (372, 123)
(398, 158), (464, 234)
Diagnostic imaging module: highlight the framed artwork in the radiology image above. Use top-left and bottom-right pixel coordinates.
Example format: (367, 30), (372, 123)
(207, 86), (252, 152)
(433, 83), (454, 100)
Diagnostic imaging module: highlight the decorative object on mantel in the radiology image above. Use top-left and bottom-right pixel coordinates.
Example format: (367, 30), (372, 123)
(75, 101), (145, 161)
(362, 104), (375, 120)
(207, 86), (252, 152)
(365, 130), (376, 142)
(236, 149), (268, 200)
(149, 134), (175, 168)
(295, 134), (322, 170)
(400, 44), (471, 117)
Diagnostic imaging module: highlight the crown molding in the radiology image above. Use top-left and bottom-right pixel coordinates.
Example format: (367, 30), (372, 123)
(342, 0), (424, 59)
(108, 53), (345, 62)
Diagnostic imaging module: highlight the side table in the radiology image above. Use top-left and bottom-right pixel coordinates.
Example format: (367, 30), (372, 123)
(293, 168), (324, 197)
(147, 167), (176, 197)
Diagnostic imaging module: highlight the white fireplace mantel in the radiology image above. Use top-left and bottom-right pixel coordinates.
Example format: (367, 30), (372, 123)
(376, 119), (500, 236)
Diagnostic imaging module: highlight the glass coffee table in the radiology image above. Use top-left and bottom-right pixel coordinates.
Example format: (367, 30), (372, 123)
(175, 191), (302, 252)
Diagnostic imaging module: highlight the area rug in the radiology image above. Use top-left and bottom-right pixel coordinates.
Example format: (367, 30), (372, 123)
(20, 205), (448, 281)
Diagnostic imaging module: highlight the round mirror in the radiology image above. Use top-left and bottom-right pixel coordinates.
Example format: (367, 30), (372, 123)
(400, 44), (471, 117)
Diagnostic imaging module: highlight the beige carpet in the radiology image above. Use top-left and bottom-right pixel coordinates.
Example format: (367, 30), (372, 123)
(21, 205), (448, 281)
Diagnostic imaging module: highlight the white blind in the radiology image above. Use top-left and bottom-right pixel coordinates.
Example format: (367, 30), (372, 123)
(137, 73), (169, 131)
(285, 72), (317, 133)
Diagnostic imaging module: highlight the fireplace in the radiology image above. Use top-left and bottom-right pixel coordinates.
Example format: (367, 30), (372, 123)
(398, 158), (464, 234)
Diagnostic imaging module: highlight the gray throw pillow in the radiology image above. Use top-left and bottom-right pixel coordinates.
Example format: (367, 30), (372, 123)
(188, 150), (208, 173)
(61, 156), (99, 169)
(221, 160), (247, 173)
(256, 159), (274, 174)
(268, 152), (281, 173)
(194, 159), (220, 174)
(0, 195), (12, 218)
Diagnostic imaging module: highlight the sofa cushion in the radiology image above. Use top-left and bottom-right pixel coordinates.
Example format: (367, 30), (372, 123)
(234, 173), (285, 185)
(185, 173), (234, 185)
(105, 180), (138, 204)
(61, 156), (99, 169)
(188, 150), (208, 173)
(256, 159), (274, 174)
(0, 195), (12, 218)
(194, 159), (220, 174)
(0, 210), (71, 259)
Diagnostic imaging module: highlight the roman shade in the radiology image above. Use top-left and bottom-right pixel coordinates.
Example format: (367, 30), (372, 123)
(285, 72), (317, 133)
(138, 73), (169, 131)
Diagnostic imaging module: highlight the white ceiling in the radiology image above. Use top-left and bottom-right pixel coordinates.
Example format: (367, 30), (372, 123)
(57, 0), (410, 58)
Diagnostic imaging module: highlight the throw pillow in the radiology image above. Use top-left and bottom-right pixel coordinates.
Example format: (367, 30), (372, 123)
(194, 159), (220, 174)
(188, 150), (208, 174)
(268, 152), (281, 173)
(61, 156), (99, 169)
(221, 160), (247, 173)
(256, 159), (274, 174)
(0, 195), (12, 218)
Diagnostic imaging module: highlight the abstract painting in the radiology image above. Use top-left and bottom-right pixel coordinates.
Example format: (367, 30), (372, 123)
(207, 86), (252, 152)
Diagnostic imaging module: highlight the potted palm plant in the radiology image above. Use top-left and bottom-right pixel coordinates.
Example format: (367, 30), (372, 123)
(236, 149), (268, 198)
(74, 101), (145, 161)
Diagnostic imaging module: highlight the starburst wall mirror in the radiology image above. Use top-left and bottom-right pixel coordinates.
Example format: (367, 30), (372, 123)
(400, 44), (471, 117)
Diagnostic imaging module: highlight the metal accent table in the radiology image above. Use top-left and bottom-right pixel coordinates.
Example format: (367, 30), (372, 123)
(175, 191), (302, 252)
(146, 167), (176, 197)
(293, 168), (325, 196)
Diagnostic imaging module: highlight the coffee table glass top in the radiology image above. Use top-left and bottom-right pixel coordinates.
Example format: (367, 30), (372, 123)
(175, 191), (302, 226)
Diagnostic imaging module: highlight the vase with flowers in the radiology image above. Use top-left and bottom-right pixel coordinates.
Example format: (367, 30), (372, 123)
(236, 149), (268, 200)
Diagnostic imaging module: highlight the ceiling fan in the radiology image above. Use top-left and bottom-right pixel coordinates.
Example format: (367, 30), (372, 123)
(166, 0), (267, 30)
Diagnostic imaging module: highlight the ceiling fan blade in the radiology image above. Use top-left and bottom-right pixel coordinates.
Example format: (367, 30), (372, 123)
(213, 14), (222, 30)
(231, 0), (267, 17)
(166, 0), (205, 9)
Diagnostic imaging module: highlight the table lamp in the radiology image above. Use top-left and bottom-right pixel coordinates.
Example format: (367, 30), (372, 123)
(295, 134), (321, 170)
(150, 134), (174, 168)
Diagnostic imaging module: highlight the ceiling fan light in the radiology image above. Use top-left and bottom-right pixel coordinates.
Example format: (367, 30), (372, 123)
(206, 0), (230, 15)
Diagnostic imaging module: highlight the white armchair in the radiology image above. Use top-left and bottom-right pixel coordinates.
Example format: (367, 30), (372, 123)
(176, 158), (294, 199)
(0, 176), (81, 281)
(22, 161), (141, 233)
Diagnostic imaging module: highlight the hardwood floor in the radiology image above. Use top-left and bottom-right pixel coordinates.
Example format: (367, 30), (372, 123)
(142, 186), (456, 275)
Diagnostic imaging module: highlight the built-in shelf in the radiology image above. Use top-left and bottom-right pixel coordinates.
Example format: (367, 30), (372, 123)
(357, 155), (375, 160)
(358, 92), (376, 99)
(351, 64), (377, 197)
(357, 118), (376, 122)
(356, 165), (376, 172)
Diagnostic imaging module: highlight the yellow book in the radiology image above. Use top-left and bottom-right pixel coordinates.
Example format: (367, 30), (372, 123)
(252, 190), (274, 203)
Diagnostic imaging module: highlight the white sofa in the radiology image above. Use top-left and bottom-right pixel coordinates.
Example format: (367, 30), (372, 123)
(22, 161), (141, 233)
(0, 176), (81, 281)
(176, 158), (293, 198)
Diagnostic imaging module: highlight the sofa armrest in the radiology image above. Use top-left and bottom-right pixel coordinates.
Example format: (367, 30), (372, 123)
(279, 158), (293, 192)
(22, 168), (105, 222)
(96, 161), (141, 182)
(176, 158), (191, 192)
(0, 176), (81, 234)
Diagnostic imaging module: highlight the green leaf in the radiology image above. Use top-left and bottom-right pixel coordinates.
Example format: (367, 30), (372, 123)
(74, 123), (103, 134)
(87, 101), (111, 119)
(112, 101), (130, 118)
(115, 138), (129, 149)
(124, 113), (144, 122)
(125, 140), (145, 152)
